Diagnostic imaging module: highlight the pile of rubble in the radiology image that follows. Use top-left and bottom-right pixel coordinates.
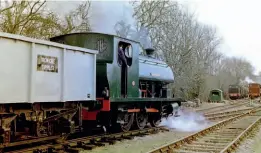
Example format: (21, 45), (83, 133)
(181, 98), (201, 108)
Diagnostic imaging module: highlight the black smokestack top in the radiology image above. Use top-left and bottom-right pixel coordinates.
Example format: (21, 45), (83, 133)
(145, 48), (155, 56)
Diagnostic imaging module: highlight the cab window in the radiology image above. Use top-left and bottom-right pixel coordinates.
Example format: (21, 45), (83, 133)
(117, 41), (133, 66)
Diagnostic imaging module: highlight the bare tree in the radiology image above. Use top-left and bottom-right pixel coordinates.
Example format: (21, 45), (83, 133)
(131, 0), (174, 31)
(0, 0), (91, 39)
(131, 0), (256, 101)
(59, 1), (91, 34)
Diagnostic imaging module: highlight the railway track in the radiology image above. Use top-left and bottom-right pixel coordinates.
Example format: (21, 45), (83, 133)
(5, 127), (169, 153)
(196, 100), (249, 114)
(2, 100), (255, 153)
(147, 106), (261, 153)
(205, 107), (254, 121)
(11, 106), (252, 153)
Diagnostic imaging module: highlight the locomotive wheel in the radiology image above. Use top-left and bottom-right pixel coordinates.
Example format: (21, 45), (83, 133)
(148, 113), (161, 127)
(133, 112), (148, 130)
(118, 112), (134, 132)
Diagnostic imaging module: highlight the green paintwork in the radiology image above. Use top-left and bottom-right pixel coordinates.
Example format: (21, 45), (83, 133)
(209, 89), (224, 102)
(50, 32), (140, 99)
(139, 55), (174, 83)
(96, 63), (109, 98)
(50, 33), (114, 63)
(50, 32), (176, 103)
(108, 37), (140, 98)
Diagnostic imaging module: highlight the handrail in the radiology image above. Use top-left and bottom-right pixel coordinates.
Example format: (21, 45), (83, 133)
(139, 59), (168, 67)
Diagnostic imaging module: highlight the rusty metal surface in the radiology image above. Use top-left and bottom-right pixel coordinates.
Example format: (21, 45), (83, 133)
(147, 106), (261, 153)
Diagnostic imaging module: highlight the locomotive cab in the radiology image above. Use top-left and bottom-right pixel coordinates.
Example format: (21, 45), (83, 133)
(117, 42), (133, 98)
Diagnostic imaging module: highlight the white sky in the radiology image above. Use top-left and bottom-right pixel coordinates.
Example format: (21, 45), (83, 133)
(48, 0), (261, 74)
(182, 0), (261, 74)
(47, 1), (134, 33)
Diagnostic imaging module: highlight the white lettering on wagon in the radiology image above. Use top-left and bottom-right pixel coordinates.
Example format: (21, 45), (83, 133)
(37, 55), (58, 73)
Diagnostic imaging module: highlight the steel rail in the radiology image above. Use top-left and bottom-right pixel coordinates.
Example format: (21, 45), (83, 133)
(200, 101), (249, 114)
(195, 101), (249, 114)
(146, 106), (261, 153)
(220, 113), (261, 153)
(2, 99), (254, 153)
(5, 127), (168, 153)
(205, 108), (253, 120)
(207, 112), (244, 121)
(204, 108), (253, 117)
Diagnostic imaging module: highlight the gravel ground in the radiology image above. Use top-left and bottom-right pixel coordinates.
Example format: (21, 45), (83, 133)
(81, 130), (195, 153)
(235, 121), (261, 153)
(190, 102), (226, 111)
(82, 121), (218, 153)
(222, 103), (259, 112)
(194, 100), (259, 114)
(226, 101), (261, 153)
(200, 102), (227, 108)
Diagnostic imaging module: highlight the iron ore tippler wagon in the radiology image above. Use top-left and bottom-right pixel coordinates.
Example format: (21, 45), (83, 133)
(0, 32), (182, 145)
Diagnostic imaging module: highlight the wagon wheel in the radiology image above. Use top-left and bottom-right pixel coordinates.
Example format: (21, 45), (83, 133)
(133, 112), (148, 130)
(118, 112), (134, 132)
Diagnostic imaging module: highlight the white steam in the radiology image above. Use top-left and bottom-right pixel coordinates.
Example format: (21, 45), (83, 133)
(159, 108), (211, 132)
(47, 1), (153, 49)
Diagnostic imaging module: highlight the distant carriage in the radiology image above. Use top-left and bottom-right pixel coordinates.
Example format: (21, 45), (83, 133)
(228, 85), (240, 100)
(208, 89), (224, 103)
(249, 83), (261, 99)
(228, 84), (248, 100)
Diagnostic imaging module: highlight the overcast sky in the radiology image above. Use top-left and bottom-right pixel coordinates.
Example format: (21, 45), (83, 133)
(49, 0), (261, 74)
(47, 0), (134, 33)
(181, 0), (261, 74)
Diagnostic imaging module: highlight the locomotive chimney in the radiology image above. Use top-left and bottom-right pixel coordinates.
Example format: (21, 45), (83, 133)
(145, 48), (155, 57)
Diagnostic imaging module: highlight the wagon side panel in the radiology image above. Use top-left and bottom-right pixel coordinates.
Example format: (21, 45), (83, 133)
(63, 49), (96, 101)
(0, 38), (31, 103)
(33, 44), (62, 102)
